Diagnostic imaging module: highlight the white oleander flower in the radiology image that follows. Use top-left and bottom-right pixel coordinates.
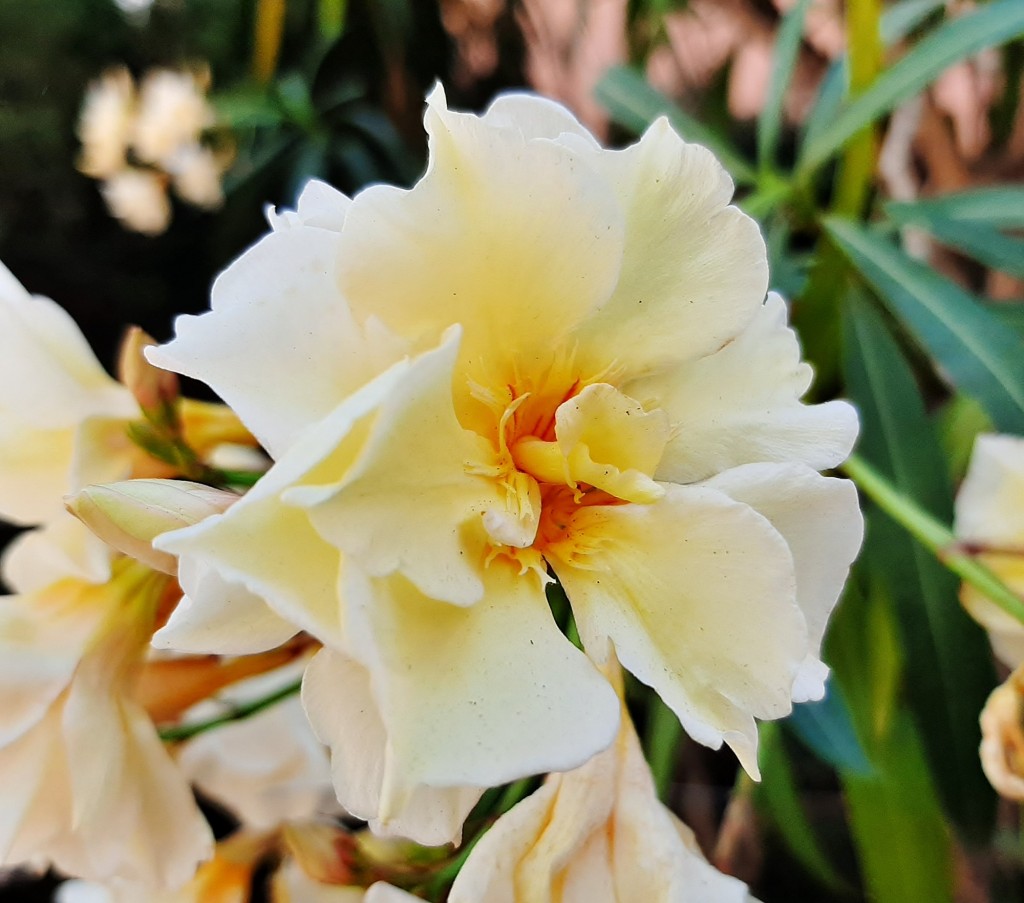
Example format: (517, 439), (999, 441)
(77, 67), (135, 180)
(101, 167), (172, 236)
(0, 261), (136, 527)
(148, 86), (862, 838)
(0, 559), (212, 887)
(954, 433), (1024, 668)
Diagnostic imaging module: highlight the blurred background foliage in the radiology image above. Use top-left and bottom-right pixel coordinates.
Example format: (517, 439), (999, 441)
(2, 0), (1024, 900)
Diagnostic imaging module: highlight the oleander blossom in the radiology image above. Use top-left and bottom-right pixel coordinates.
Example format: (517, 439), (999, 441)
(149, 85), (862, 838)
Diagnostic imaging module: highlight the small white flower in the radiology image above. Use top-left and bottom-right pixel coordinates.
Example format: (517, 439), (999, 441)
(132, 69), (215, 168)
(101, 167), (172, 236)
(77, 68), (135, 180)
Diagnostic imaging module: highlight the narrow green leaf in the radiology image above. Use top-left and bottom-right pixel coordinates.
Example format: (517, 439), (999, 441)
(827, 217), (1024, 433)
(986, 301), (1024, 340)
(886, 206), (1024, 277)
(757, 0), (811, 169)
(887, 187), (1024, 228)
(756, 723), (848, 893)
(936, 393), (992, 484)
(801, 59), (846, 157)
(842, 293), (996, 842)
(843, 713), (955, 903)
(787, 683), (872, 775)
(799, 0), (1024, 173)
(594, 67), (756, 184)
(879, 0), (944, 44)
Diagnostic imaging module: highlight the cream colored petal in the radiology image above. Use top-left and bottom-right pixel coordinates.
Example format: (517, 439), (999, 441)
(450, 703), (754, 902)
(153, 557), (298, 655)
(148, 225), (408, 458)
(571, 117), (766, 379)
(630, 294), (858, 484)
(2, 515), (112, 594)
(179, 693), (332, 830)
(705, 463), (863, 702)
(0, 423), (77, 525)
(481, 91), (600, 146)
(342, 559), (620, 797)
(0, 263), (134, 428)
(955, 434), (1024, 550)
(301, 647), (482, 847)
(364, 884), (423, 903)
(553, 382), (669, 503)
(70, 416), (136, 495)
(286, 327), (501, 606)
(272, 859), (367, 902)
(961, 555), (1024, 669)
(0, 705), (67, 863)
(551, 485), (805, 777)
(338, 85), (624, 386)
(979, 666), (1024, 801)
(57, 700), (213, 888)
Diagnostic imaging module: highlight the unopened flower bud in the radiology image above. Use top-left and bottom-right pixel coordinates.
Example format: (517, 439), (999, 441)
(66, 479), (236, 574)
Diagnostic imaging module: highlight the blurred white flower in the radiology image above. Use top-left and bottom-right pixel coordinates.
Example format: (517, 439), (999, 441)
(167, 144), (225, 210)
(149, 85), (861, 833)
(132, 68), (215, 168)
(954, 433), (1024, 667)
(101, 167), (172, 236)
(177, 660), (337, 831)
(77, 67), (135, 179)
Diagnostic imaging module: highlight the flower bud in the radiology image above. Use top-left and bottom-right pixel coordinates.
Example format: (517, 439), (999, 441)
(66, 479), (236, 574)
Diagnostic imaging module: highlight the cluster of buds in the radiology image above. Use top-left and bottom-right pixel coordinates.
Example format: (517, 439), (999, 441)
(77, 66), (231, 235)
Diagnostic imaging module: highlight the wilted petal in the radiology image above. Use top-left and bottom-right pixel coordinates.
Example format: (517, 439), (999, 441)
(551, 485), (804, 776)
(632, 294), (859, 484)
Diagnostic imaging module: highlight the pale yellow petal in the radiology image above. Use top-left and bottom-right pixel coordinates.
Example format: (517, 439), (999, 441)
(630, 294), (858, 484)
(341, 559), (620, 794)
(551, 485), (805, 776)
(572, 117), (767, 379)
(285, 327), (502, 606)
(338, 85), (625, 388)
(955, 434), (1024, 550)
(301, 647), (482, 847)
(961, 554), (1024, 669)
(705, 463), (863, 703)
(1, 515), (111, 594)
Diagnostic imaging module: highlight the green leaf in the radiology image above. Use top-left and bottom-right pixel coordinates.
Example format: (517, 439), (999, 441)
(936, 393), (992, 485)
(756, 723), (848, 893)
(594, 67), (756, 184)
(211, 86), (284, 128)
(879, 0), (944, 44)
(842, 713), (955, 903)
(886, 205), (1024, 277)
(787, 683), (872, 775)
(887, 187), (1024, 228)
(757, 0), (810, 170)
(986, 300), (1024, 340)
(799, 0), (1024, 173)
(842, 292), (996, 842)
(827, 217), (1024, 433)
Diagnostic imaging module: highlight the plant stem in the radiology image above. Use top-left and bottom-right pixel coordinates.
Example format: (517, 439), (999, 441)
(843, 453), (1024, 625)
(158, 677), (302, 742)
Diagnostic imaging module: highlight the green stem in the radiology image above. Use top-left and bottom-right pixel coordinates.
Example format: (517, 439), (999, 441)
(645, 694), (683, 802)
(158, 677), (302, 742)
(843, 453), (1024, 625)
(216, 468), (265, 488)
